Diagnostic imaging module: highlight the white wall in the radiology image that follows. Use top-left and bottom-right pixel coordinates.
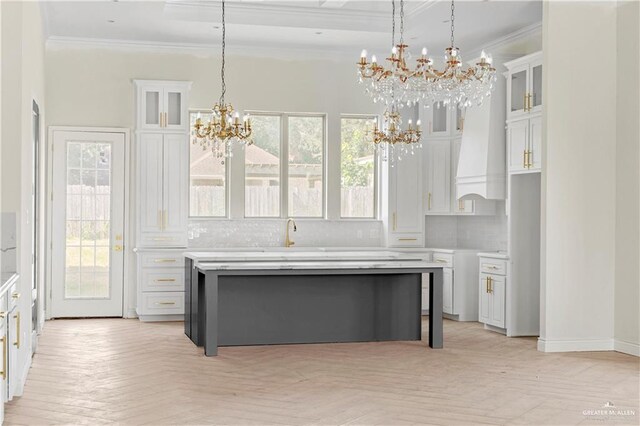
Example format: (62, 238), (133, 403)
(540, 1), (618, 352)
(0, 0), (47, 376)
(45, 46), (384, 248)
(614, 0), (640, 356)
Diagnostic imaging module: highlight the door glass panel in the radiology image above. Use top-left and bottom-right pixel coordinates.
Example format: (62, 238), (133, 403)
(511, 70), (527, 112)
(145, 91), (160, 125)
(432, 102), (447, 132)
(65, 142), (112, 299)
(532, 65), (542, 107)
(167, 92), (182, 125)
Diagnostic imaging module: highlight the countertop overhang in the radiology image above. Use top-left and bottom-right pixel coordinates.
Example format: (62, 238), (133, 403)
(195, 259), (443, 271)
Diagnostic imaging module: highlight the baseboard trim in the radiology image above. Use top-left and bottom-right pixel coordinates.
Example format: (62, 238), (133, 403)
(614, 339), (640, 357)
(537, 338), (614, 353)
(138, 314), (184, 322)
(125, 308), (138, 319)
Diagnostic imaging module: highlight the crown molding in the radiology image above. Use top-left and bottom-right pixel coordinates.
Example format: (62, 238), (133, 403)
(468, 22), (542, 58)
(45, 36), (357, 61)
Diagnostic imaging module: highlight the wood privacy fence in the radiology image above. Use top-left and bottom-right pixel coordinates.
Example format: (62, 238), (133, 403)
(190, 186), (374, 218)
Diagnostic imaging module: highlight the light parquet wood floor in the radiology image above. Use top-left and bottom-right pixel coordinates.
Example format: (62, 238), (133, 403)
(6, 318), (639, 426)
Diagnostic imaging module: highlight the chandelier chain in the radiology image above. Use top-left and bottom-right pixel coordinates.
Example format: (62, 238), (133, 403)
(450, 0), (455, 48)
(400, 0), (404, 45)
(391, 0), (395, 48)
(220, 0), (226, 105)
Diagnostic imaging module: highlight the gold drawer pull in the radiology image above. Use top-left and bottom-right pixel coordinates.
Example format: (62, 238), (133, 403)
(0, 336), (6, 379)
(486, 265), (499, 270)
(153, 259), (177, 263)
(154, 278), (176, 282)
(11, 292), (19, 300)
(13, 312), (20, 349)
(155, 301), (176, 306)
(398, 238), (417, 241)
(435, 259), (448, 263)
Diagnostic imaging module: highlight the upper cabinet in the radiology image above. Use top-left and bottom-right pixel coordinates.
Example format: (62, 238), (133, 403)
(135, 80), (192, 132)
(505, 52), (543, 120)
(505, 52), (543, 174)
(424, 102), (464, 137)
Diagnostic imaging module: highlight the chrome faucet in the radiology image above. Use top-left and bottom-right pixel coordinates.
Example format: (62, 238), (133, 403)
(285, 218), (297, 248)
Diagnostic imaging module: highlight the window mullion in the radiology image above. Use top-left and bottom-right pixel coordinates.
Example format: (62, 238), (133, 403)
(281, 114), (289, 219)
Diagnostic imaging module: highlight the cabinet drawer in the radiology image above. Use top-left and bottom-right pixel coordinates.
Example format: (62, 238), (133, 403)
(139, 292), (184, 315)
(388, 234), (423, 247)
(139, 252), (185, 268)
(138, 233), (187, 248)
(480, 258), (507, 276)
(432, 252), (453, 267)
(140, 269), (184, 292)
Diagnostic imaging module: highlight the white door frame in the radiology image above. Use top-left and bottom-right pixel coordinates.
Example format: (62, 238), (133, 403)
(45, 127), (131, 319)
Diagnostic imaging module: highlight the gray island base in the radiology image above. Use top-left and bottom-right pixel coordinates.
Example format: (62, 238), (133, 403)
(184, 259), (444, 356)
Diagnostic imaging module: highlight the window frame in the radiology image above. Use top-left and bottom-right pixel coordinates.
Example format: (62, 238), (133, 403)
(187, 109), (230, 219)
(245, 111), (327, 219)
(339, 114), (379, 220)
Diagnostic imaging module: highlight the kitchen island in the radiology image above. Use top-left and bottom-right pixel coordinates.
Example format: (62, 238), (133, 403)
(184, 251), (444, 356)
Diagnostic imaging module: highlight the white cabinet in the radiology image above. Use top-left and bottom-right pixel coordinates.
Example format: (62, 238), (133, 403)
(478, 255), (508, 330)
(134, 81), (191, 322)
(136, 81), (191, 132)
(425, 102), (465, 137)
(425, 138), (496, 216)
(479, 273), (506, 329)
(136, 250), (186, 321)
(506, 52), (543, 120)
(384, 106), (424, 247)
(443, 268), (454, 314)
(507, 116), (541, 174)
(136, 133), (188, 247)
(429, 250), (479, 321)
(425, 139), (451, 214)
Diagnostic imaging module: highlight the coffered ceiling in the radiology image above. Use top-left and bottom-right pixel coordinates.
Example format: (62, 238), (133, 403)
(42, 0), (542, 57)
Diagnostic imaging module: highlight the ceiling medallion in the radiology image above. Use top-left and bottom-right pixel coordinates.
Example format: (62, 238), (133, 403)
(192, 0), (252, 162)
(357, 0), (497, 109)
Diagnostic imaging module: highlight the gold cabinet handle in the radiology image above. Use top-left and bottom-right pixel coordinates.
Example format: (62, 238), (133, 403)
(435, 259), (448, 263)
(428, 192), (432, 210)
(0, 336), (6, 379)
(527, 150), (533, 168)
(392, 212), (397, 231)
(153, 259), (177, 263)
(165, 112), (169, 127)
(523, 149), (528, 169)
(154, 278), (176, 282)
(398, 238), (417, 241)
(13, 312), (20, 349)
(11, 292), (19, 300)
(0, 312), (5, 319)
(155, 301), (176, 306)
(114, 245), (124, 252)
(523, 92), (528, 112)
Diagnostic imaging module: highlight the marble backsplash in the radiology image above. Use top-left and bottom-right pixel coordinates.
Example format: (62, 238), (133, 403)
(1, 212), (17, 273)
(188, 219), (383, 248)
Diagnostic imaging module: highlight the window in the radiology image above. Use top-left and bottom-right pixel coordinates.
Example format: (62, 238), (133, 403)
(287, 115), (324, 217)
(340, 116), (377, 218)
(189, 111), (227, 217)
(245, 113), (325, 218)
(245, 115), (281, 217)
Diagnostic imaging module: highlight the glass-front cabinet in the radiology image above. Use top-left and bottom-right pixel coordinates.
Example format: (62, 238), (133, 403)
(424, 102), (465, 137)
(506, 52), (543, 119)
(136, 81), (191, 131)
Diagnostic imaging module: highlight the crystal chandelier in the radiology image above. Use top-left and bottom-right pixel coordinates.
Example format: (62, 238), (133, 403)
(357, 0), (497, 109)
(192, 0), (252, 161)
(370, 107), (422, 146)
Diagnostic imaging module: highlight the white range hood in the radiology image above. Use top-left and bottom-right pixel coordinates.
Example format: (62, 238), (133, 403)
(456, 64), (507, 200)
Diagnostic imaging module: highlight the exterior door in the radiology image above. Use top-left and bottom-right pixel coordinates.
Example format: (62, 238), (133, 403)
(51, 130), (126, 317)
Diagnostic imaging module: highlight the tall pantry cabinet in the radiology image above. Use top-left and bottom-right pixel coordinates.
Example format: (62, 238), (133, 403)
(134, 80), (191, 322)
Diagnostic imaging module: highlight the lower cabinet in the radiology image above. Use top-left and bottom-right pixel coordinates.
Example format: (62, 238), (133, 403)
(136, 249), (185, 321)
(443, 268), (454, 314)
(479, 273), (506, 329)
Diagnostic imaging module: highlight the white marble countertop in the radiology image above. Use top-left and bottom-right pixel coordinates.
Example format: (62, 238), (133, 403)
(477, 252), (510, 260)
(184, 250), (429, 262)
(196, 260), (442, 271)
